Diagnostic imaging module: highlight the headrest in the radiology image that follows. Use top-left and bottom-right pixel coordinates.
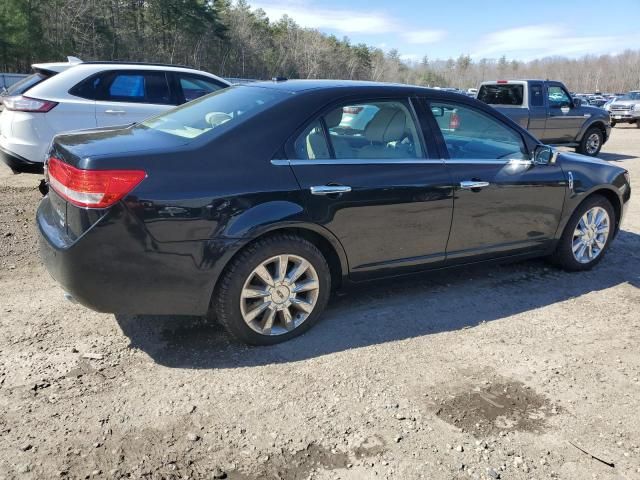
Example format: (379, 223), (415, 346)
(365, 108), (406, 143)
(324, 108), (344, 128)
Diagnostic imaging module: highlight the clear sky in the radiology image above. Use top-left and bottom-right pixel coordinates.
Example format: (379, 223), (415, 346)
(249, 0), (640, 62)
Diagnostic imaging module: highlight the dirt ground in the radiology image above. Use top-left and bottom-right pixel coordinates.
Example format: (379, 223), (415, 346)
(0, 126), (639, 480)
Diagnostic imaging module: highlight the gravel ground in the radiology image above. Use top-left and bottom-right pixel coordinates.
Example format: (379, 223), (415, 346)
(0, 126), (639, 480)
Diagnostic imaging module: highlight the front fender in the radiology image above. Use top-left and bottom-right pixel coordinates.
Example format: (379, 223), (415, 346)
(554, 158), (628, 240)
(575, 116), (611, 142)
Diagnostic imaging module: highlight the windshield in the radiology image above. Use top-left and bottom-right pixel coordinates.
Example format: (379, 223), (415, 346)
(4, 72), (51, 96)
(477, 84), (524, 105)
(139, 86), (287, 139)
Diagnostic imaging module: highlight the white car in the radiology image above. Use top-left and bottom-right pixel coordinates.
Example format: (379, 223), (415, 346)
(0, 60), (230, 172)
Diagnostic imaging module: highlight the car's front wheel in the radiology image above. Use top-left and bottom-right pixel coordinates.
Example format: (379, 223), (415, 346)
(576, 127), (604, 156)
(551, 195), (615, 271)
(214, 234), (331, 345)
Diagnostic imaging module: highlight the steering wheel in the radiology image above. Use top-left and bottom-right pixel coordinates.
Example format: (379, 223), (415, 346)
(205, 112), (233, 128)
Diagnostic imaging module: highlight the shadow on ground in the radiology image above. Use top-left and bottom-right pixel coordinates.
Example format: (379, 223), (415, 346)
(598, 152), (637, 162)
(116, 230), (640, 369)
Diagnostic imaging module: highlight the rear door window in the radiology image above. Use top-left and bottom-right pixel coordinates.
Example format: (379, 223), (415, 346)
(477, 84), (524, 106)
(529, 83), (544, 107)
(177, 74), (226, 103)
(106, 72), (172, 104)
(293, 100), (424, 160)
(72, 71), (174, 104)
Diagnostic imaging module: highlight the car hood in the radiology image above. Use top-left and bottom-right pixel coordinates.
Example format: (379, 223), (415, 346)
(582, 105), (606, 113)
(611, 100), (640, 106)
(557, 151), (612, 168)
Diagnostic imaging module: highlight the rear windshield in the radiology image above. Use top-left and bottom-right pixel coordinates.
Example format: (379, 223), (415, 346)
(139, 85), (286, 139)
(477, 84), (524, 106)
(4, 72), (52, 96)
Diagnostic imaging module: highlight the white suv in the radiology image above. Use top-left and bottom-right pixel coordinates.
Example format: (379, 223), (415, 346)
(0, 61), (230, 172)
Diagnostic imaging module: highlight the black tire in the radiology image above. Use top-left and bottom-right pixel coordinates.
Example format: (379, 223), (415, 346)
(576, 126), (604, 156)
(550, 195), (615, 271)
(610, 121), (616, 127)
(214, 234), (331, 345)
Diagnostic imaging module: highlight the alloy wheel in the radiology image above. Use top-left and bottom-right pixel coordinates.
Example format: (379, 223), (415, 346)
(585, 132), (601, 155)
(240, 254), (320, 335)
(572, 206), (610, 264)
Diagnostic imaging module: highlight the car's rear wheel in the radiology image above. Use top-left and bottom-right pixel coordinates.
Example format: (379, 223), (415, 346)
(214, 234), (331, 345)
(576, 127), (603, 156)
(551, 195), (615, 271)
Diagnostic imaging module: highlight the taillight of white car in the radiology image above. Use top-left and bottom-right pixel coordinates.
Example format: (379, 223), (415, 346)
(3, 95), (58, 112)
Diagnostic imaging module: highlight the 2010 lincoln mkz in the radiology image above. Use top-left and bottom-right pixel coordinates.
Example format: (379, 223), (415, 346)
(37, 80), (631, 345)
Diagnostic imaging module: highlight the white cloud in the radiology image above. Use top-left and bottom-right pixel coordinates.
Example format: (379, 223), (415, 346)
(472, 24), (640, 60)
(250, 0), (448, 46)
(251, 1), (397, 34)
(401, 30), (446, 45)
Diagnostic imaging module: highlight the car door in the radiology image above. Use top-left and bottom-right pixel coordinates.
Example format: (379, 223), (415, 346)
(94, 70), (176, 127)
(423, 98), (566, 263)
(544, 83), (585, 143)
(284, 97), (453, 280)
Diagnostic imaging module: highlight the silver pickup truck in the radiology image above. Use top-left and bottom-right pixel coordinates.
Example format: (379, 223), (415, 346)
(477, 80), (611, 156)
(608, 91), (640, 127)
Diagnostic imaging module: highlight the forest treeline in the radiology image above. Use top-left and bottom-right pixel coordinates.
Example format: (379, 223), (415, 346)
(1, 0), (639, 93)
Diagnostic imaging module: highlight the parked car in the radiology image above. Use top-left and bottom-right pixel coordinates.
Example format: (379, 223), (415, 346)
(588, 95), (607, 107)
(476, 80), (611, 156)
(608, 91), (640, 127)
(0, 61), (230, 173)
(37, 80), (631, 345)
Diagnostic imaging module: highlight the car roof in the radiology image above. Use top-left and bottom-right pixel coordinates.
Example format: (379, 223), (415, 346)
(66, 63), (229, 79)
(244, 79), (439, 95)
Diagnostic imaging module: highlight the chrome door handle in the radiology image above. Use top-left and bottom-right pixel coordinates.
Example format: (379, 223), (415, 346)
(105, 109), (126, 114)
(460, 180), (490, 190)
(310, 185), (352, 195)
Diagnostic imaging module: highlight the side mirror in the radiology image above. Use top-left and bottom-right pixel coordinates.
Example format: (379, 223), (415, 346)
(533, 145), (558, 165)
(572, 98), (582, 108)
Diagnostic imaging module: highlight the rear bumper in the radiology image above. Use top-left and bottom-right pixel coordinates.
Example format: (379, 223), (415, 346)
(0, 145), (43, 173)
(37, 196), (243, 316)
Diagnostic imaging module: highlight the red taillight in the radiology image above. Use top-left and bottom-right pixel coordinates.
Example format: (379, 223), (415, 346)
(449, 112), (460, 130)
(47, 157), (146, 208)
(496, 80), (508, 84)
(3, 95), (58, 112)
(343, 106), (364, 114)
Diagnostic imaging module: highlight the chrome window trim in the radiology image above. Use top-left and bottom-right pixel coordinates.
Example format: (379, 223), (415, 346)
(271, 159), (446, 166)
(445, 159), (512, 165)
(271, 158), (524, 166)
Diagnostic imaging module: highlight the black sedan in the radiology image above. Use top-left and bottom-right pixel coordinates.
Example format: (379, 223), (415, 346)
(37, 80), (631, 345)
